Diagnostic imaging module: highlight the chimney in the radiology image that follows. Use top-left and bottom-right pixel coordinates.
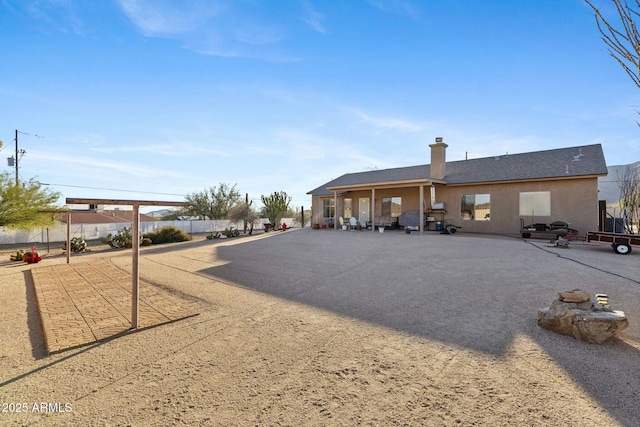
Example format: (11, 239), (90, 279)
(429, 137), (448, 179)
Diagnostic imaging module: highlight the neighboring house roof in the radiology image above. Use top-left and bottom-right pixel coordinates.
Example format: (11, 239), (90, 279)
(60, 210), (156, 224)
(309, 144), (608, 196)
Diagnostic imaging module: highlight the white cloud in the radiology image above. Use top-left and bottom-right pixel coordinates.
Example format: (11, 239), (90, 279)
(29, 152), (190, 179)
(87, 142), (229, 158)
(116, 0), (303, 61)
(366, 0), (420, 19)
(117, 0), (223, 36)
(299, 0), (326, 34)
(4, 0), (87, 35)
(346, 108), (424, 133)
(233, 23), (287, 46)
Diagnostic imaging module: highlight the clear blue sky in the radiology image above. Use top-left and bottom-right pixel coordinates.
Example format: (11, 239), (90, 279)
(0, 0), (637, 212)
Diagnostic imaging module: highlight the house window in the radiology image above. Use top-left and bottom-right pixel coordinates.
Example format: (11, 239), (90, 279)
(381, 197), (402, 217)
(323, 199), (335, 218)
(519, 191), (550, 216)
(461, 194), (491, 221)
(344, 198), (352, 218)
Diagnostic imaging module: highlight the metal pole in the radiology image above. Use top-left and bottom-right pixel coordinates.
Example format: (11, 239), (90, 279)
(131, 204), (140, 329)
(245, 193), (249, 233)
(66, 212), (71, 264)
(15, 129), (18, 185)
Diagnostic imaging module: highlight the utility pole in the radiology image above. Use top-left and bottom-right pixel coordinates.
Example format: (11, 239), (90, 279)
(15, 129), (18, 185)
(11, 130), (30, 186)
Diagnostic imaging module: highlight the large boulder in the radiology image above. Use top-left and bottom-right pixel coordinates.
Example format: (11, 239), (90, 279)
(538, 289), (628, 344)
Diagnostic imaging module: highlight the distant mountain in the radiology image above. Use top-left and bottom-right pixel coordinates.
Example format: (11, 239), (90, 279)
(598, 161), (640, 205)
(143, 208), (180, 218)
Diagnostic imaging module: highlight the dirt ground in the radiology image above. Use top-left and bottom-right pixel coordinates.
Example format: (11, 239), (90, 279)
(1, 229), (639, 426)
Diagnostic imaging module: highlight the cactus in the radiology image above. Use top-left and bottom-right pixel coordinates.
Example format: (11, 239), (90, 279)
(62, 237), (87, 253)
(221, 227), (240, 238)
(10, 250), (25, 262)
(206, 231), (221, 240)
(106, 227), (135, 248)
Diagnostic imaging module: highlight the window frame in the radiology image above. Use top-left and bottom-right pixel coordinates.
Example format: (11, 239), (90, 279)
(322, 199), (335, 219)
(381, 197), (402, 217)
(460, 193), (491, 221)
(344, 198), (353, 219)
(519, 191), (551, 217)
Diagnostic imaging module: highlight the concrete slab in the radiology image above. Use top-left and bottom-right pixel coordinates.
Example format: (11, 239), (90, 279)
(30, 259), (198, 354)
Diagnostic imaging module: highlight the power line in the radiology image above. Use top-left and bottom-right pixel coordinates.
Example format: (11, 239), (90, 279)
(36, 183), (311, 209)
(41, 182), (186, 197)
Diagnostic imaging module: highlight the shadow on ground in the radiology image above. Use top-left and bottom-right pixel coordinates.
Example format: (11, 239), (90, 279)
(194, 229), (640, 426)
(24, 270), (47, 359)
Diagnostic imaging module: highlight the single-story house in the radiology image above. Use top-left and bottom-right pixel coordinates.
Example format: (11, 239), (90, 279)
(307, 140), (608, 235)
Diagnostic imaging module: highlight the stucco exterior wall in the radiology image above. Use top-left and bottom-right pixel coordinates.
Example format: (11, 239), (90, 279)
(311, 177), (600, 235)
(439, 178), (599, 235)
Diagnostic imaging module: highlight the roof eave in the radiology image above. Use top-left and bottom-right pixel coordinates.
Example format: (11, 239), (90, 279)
(327, 177), (444, 192)
(445, 173), (607, 186)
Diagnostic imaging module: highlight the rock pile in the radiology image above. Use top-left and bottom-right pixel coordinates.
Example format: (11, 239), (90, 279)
(537, 289), (628, 344)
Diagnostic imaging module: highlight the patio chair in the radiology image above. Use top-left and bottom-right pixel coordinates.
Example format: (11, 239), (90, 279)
(349, 217), (360, 229)
(339, 216), (350, 230)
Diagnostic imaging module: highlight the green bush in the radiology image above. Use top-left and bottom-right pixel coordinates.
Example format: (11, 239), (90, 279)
(144, 226), (192, 244)
(141, 237), (152, 246)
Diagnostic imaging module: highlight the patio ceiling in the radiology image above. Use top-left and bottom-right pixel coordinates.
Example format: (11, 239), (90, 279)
(326, 177), (444, 193)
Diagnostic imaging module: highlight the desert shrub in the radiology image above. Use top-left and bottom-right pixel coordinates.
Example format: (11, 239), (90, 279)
(206, 231), (221, 240)
(62, 237), (87, 253)
(141, 237), (152, 246)
(144, 226), (192, 244)
(221, 227), (240, 238)
(106, 227), (135, 249)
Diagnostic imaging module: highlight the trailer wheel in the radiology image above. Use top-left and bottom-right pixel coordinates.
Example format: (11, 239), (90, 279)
(522, 232), (531, 238)
(613, 243), (632, 255)
(448, 226), (457, 234)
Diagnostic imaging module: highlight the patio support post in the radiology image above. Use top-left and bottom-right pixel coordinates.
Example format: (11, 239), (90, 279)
(131, 203), (140, 329)
(371, 188), (375, 231)
(65, 198), (188, 331)
(334, 192), (338, 230)
(66, 212), (71, 263)
(419, 185), (424, 234)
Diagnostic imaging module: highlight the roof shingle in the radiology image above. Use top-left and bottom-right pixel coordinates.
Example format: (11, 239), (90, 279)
(309, 144), (607, 196)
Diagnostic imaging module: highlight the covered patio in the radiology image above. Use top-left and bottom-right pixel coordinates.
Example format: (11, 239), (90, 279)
(320, 178), (446, 233)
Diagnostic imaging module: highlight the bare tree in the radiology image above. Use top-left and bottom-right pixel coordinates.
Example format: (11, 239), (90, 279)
(586, 0), (640, 88)
(587, 1), (640, 233)
(617, 164), (640, 232)
(228, 202), (259, 234)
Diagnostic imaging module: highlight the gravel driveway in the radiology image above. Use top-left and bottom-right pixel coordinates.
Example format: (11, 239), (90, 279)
(1, 229), (639, 426)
